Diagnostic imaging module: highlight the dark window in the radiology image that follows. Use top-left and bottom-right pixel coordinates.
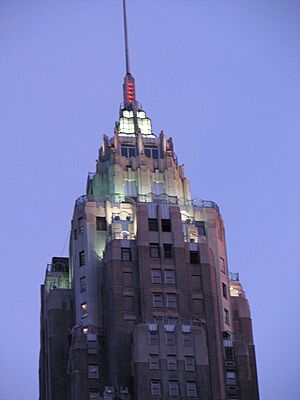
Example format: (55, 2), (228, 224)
(150, 243), (160, 258)
(224, 308), (230, 324)
(153, 293), (163, 308)
(195, 221), (206, 236)
(185, 356), (195, 371)
(151, 269), (162, 284)
(166, 331), (176, 345)
(79, 251), (85, 266)
(220, 257), (226, 273)
(149, 331), (159, 345)
(151, 380), (161, 396)
(167, 355), (177, 370)
(123, 296), (134, 312)
(225, 347), (234, 360)
(73, 229), (78, 240)
(166, 294), (177, 308)
(164, 270), (175, 285)
(96, 216), (107, 231)
(189, 251), (199, 264)
(222, 282), (228, 299)
(168, 381), (179, 396)
(149, 354), (159, 370)
(121, 145), (136, 158)
(144, 147), (159, 159)
(161, 219), (171, 232)
(186, 382), (197, 398)
(163, 244), (173, 258)
(78, 217), (84, 232)
(89, 391), (100, 400)
(80, 276), (87, 292)
(123, 272), (133, 287)
(88, 364), (99, 379)
(183, 332), (192, 346)
(121, 247), (131, 261)
(148, 218), (158, 231)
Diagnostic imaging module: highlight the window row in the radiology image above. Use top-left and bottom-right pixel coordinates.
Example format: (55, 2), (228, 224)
(150, 243), (173, 258)
(121, 145), (160, 159)
(151, 381), (197, 397)
(148, 218), (171, 232)
(153, 293), (177, 308)
(149, 355), (195, 371)
(74, 216), (107, 240)
(149, 331), (192, 346)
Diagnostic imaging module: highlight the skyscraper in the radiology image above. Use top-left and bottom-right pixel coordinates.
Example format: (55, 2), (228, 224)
(39, 2), (259, 399)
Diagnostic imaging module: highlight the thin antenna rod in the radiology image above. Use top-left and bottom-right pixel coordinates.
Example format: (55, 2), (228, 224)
(123, 0), (130, 74)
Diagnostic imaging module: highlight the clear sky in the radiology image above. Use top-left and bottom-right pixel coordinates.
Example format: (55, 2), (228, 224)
(1, 0), (299, 399)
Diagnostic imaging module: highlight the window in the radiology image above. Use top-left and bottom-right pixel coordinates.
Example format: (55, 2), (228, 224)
(168, 381), (179, 396)
(185, 356), (195, 371)
(192, 299), (204, 315)
(183, 332), (192, 346)
(226, 371), (237, 385)
(148, 218), (158, 231)
(73, 229), (78, 240)
(121, 247), (132, 261)
(220, 257), (226, 273)
(149, 331), (159, 345)
(164, 270), (175, 285)
(88, 364), (99, 379)
(189, 251), (199, 264)
(186, 382), (197, 398)
(195, 221), (206, 236)
(225, 347), (234, 360)
(123, 296), (134, 312)
(163, 244), (173, 258)
(121, 145), (136, 158)
(151, 269), (162, 284)
(191, 275), (201, 290)
(222, 282), (228, 299)
(80, 276), (87, 292)
(151, 380), (161, 396)
(123, 272), (133, 287)
(166, 294), (177, 308)
(81, 302), (88, 318)
(78, 217), (83, 232)
(79, 251), (85, 266)
(96, 216), (107, 231)
(149, 354), (159, 370)
(161, 219), (171, 232)
(145, 146), (159, 159)
(224, 308), (230, 325)
(89, 392), (100, 400)
(166, 331), (176, 346)
(167, 355), (177, 370)
(153, 293), (164, 308)
(150, 243), (160, 258)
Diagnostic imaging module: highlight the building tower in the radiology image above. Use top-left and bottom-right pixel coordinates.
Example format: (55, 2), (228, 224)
(39, 2), (259, 400)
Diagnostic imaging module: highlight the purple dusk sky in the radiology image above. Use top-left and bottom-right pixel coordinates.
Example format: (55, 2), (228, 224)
(1, 0), (299, 399)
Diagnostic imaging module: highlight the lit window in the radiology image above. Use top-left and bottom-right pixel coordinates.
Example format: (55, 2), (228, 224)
(144, 147), (159, 159)
(121, 145), (136, 158)
(149, 354), (159, 370)
(89, 392), (100, 400)
(163, 244), (173, 258)
(148, 218), (158, 231)
(121, 247), (132, 261)
(167, 355), (177, 370)
(165, 331), (175, 346)
(189, 251), (199, 264)
(153, 293), (163, 308)
(195, 221), (206, 236)
(168, 381), (179, 396)
(185, 356), (195, 371)
(78, 217), (84, 232)
(186, 382), (197, 398)
(222, 282), (228, 299)
(149, 331), (159, 345)
(88, 364), (99, 380)
(164, 270), (175, 285)
(151, 269), (162, 284)
(96, 216), (107, 231)
(226, 371), (237, 385)
(81, 302), (88, 318)
(79, 251), (85, 266)
(183, 332), (192, 346)
(80, 276), (87, 292)
(166, 294), (177, 308)
(151, 380), (161, 396)
(161, 219), (171, 232)
(150, 243), (160, 258)
(224, 308), (230, 325)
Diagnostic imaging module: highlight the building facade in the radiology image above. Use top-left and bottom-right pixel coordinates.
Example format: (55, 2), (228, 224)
(39, 5), (259, 400)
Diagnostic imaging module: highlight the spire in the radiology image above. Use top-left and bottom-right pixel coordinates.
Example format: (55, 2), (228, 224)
(122, 0), (137, 108)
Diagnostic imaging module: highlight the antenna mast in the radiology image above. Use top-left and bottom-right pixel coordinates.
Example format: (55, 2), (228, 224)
(123, 0), (130, 75)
